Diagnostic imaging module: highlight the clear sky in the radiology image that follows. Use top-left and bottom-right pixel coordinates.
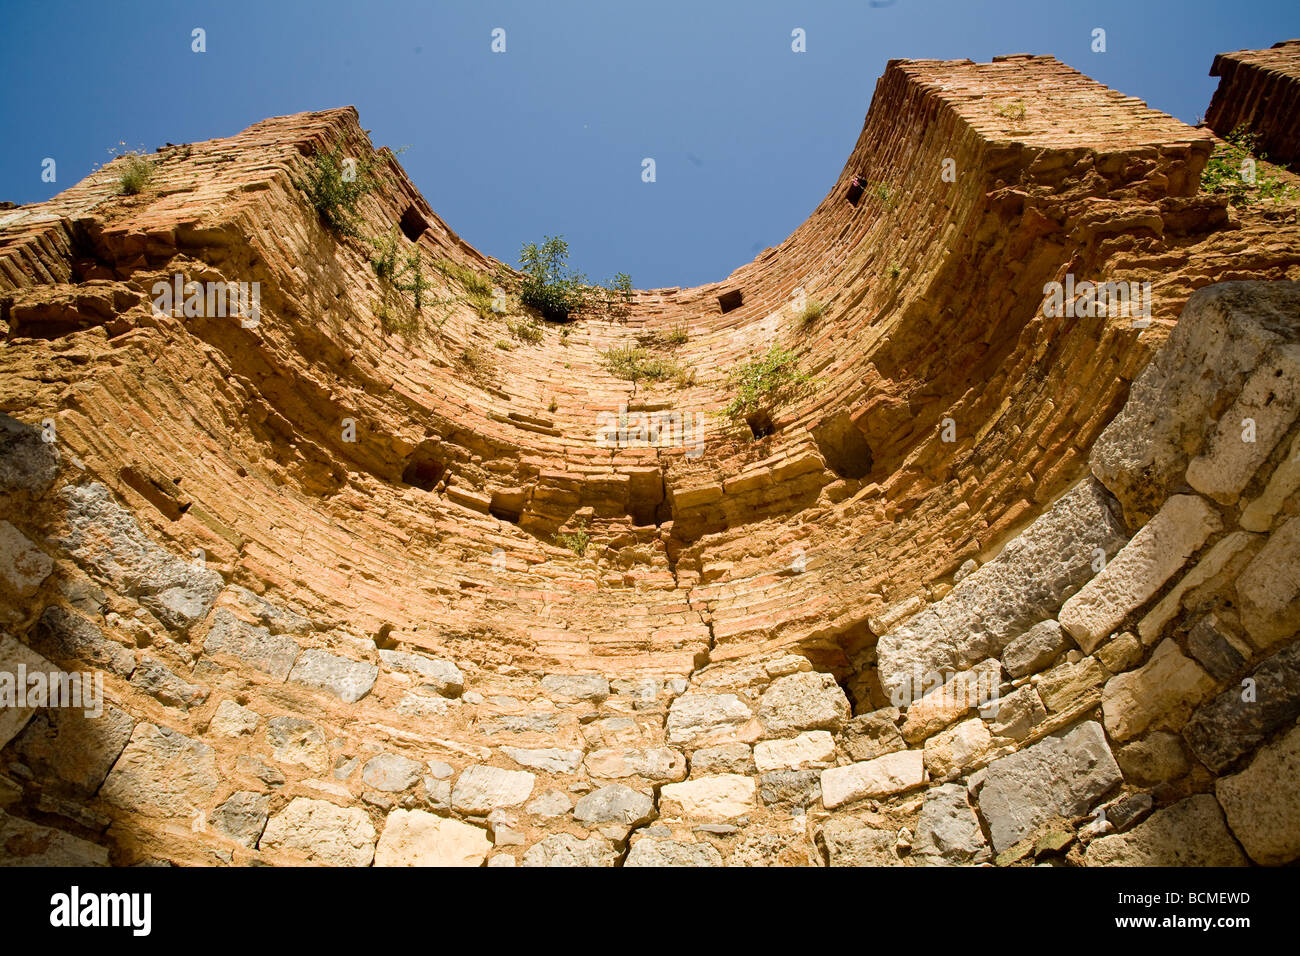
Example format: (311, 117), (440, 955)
(1, 1), (1296, 289)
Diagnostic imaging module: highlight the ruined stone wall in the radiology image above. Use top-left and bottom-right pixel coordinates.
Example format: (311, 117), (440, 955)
(0, 50), (1297, 866)
(1206, 39), (1300, 169)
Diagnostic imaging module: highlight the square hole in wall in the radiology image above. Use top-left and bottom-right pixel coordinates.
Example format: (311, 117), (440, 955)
(400, 205), (428, 242)
(846, 181), (864, 206)
(718, 289), (743, 313)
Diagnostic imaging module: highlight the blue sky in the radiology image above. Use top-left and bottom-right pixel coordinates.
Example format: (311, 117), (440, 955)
(1, 1), (1296, 288)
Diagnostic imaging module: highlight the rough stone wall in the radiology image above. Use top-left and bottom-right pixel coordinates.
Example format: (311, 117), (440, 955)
(0, 51), (1297, 866)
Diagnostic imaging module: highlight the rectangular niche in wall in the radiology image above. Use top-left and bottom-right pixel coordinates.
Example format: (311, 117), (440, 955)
(400, 205), (429, 242)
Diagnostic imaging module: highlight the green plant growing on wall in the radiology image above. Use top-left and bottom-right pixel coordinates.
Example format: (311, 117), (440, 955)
(518, 236), (633, 322)
(638, 322), (689, 348)
(554, 518), (590, 556)
(994, 100), (1028, 125)
(369, 226), (455, 335)
(601, 345), (684, 384)
(1200, 126), (1293, 206)
(436, 259), (496, 319)
(508, 316), (543, 344)
(295, 142), (378, 236)
(721, 344), (812, 437)
(116, 152), (154, 195)
(797, 299), (825, 327)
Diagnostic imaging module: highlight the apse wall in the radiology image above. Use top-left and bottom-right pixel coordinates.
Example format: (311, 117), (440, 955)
(0, 49), (1298, 867)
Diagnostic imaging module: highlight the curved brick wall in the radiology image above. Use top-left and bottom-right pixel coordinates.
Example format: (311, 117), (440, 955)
(0, 51), (1298, 867)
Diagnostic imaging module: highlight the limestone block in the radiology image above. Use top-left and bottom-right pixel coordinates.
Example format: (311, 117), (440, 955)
(1185, 344), (1300, 503)
(0, 520), (52, 596)
(819, 817), (906, 866)
(758, 671), (850, 735)
(99, 722), (219, 817)
(266, 715), (330, 772)
(288, 648), (378, 703)
(820, 749), (925, 809)
(452, 765), (535, 814)
(522, 833), (617, 867)
(1236, 516), (1300, 648)
(660, 774), (756, 820)
(840, 708), (907, 761)
(573, 784), (656, 827)
(877, 478), (1127, 695)
(584, 747), (686, 782)
(986, 684), (1046, 740)
(375, 809), (490, 867)
(56, 482), (223, 631)
(923, 717), (992, 778)
(260, 797), (376, 866)
(1101, 639), (1215, 742)
(625, 838), (724, 867)
(913, 782), (990, 864)
(211, 791), (271, 848)
(1059, 495), (1222, 653)
(32, 605), (135, 677)
(1083, 794), (1247, 866)
(362, 753), (423, 792)
(0, 413), (60, 494)
(758, 770), (822, 807)
(665, 693), (752, 745)
(501, 746), (583, 774)
(1114, 731), (1190, 785)
(1182, 639), (1300, 772)
(378, 649), (463, 696)
(12, 702), (135, 797)
(1002, 619), (1073, 678)
(977, 721), (1120, 852)
(900, 659), (1001, 743)
(0, 633), (51, 750)
(1136, 532), (1260, 643)
(1036, 656), (1107, 713)
(1240, 431), (1300, 531)
(203, 609), (299, 680)
(540, 672), (609, 701)
(754, 730), (837, 772)
(1215, 723), (1300, 865)
(1090, 281), (1300, 527)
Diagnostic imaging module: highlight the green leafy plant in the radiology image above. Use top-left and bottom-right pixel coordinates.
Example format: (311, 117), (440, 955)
(397, 247), (433, 312)
(368, 227), (447, 334)
(370, 226), (402, 283)
(518, 236), (632, 322)
(721, 344), (812, 436)
(519, 236), (588, 321)
(602, 272), (634, 319)
(117, 152), (154, 195)
(295, 142), (379, 236)
(601, 345), (684, 384)
(1200, 126), (1294, 206)
(888, 262), (902, 279)
(554, 518), (590, 556)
